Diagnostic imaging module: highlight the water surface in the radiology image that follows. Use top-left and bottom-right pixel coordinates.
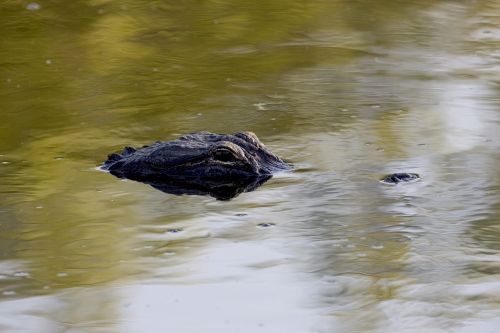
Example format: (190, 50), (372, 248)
(1, 1), (500, 332)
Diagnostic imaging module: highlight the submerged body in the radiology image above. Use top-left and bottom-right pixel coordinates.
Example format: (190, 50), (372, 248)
(101, 131), (290, 199)
(381, 173), (421, 184)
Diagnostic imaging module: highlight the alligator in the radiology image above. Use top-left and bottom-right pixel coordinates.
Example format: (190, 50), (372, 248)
(101, 131), (290, 200)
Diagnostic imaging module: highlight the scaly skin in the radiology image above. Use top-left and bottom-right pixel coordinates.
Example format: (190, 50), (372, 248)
(101, 131), (290, 200)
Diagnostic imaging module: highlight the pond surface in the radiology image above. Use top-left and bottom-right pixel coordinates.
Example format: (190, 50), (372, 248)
(1, 1), (500, 332)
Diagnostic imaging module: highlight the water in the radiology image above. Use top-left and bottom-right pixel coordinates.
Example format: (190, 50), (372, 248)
(1, 1), (500, 332)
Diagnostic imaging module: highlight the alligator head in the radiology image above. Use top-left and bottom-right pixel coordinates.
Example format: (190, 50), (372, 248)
(100, 132), (290, 200)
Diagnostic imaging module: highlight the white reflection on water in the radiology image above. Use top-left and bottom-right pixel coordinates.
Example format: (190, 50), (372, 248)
(0, 296), (63, 332)
(438, 83), (486, 152)
(1, 1), (500, 332)
(120, 241), (328, 333)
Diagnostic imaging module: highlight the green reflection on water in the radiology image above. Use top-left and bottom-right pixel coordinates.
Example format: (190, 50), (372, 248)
(0, 0), (500, 332)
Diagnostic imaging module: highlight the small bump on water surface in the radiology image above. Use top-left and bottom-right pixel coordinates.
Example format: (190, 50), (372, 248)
(380, 173), (421, 185)
(166, 228), (183, 234)
(13, 272), (30, 278)
(26, 3), (41, 11)
(257, 223), (275, 228)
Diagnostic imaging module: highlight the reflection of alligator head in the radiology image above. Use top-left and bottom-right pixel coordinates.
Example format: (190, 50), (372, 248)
(101, 132), (291, 200)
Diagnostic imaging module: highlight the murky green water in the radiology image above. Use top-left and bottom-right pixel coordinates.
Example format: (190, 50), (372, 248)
(1, 1), (500, 332)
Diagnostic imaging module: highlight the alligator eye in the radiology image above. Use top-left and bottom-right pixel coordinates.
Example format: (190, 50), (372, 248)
(213, 149), (238, 162)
